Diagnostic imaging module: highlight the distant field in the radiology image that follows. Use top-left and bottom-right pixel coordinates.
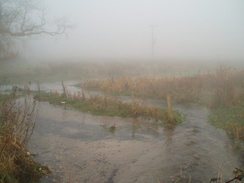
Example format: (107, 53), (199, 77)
(2, 57), (242, 84)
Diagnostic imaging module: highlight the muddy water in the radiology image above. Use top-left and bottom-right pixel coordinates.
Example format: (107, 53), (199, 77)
(2, 82), (242, 182)
(28, 101), (243, 182)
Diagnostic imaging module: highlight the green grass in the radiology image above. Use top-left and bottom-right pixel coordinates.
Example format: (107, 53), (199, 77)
(208, 103), (244, 144)
(208, 103), (244, 129)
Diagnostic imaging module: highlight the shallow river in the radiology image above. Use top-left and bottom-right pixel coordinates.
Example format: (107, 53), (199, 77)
(3, 81), (243, 183)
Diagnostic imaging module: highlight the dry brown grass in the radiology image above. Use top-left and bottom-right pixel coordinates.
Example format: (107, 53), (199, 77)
(82, 74), (207, 103)
(209, 66), (243, 107)
(82, 67), (244, 107)
(226, 123), (244, 141)
(0, 90), (50, 183)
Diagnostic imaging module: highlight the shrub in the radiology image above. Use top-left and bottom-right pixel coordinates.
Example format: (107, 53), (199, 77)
(0, 90), (50, 183)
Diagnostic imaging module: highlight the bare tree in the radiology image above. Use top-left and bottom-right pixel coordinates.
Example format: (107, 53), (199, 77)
(0, 0), (72, 61)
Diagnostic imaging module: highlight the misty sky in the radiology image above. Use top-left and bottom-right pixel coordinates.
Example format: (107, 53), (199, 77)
(26, 0), (244, 62)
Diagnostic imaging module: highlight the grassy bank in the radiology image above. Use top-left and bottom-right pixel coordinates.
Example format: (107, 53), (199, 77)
(38, 91), (183, 126)
(208, 103), (244, 141)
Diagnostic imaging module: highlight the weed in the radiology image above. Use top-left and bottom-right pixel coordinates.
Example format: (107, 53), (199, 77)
(0, 90), (50, 183)
(101, 123), (120, 133)
(211, 167), (243, 183)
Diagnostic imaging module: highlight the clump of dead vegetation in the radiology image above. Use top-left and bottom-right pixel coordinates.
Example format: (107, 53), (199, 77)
(0, 89), (50, 183)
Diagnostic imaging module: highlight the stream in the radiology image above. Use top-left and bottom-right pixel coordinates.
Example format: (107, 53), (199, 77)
(2, 81), (243, 182)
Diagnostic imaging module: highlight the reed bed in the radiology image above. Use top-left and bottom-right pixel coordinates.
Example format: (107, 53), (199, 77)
(82, 75), (205, 102)
(82, 67), (244, 107)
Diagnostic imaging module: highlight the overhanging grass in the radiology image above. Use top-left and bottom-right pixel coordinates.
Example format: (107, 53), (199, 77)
(0, 139), (50, 183)
(0, 93), (50, 183)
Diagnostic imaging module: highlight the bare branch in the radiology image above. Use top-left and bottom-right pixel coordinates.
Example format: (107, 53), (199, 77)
(0, 0), (73, 60)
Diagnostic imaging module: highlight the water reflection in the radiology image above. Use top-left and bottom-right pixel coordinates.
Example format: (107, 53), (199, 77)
(163, 126), (175, 146)
(9, 82), (239, 183)
(27, 99), (243, 183)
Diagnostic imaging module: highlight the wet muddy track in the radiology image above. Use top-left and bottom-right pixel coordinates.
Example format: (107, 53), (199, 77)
(2, 82), (242, 182)
(28, 102), (242, 182)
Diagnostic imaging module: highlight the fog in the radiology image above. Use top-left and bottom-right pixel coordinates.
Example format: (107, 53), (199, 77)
(1, 1), (244, 182)
(26, 0), (244, 62)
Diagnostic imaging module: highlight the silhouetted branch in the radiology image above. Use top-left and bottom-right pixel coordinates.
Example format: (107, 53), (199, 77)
(0, 0), (73, 61)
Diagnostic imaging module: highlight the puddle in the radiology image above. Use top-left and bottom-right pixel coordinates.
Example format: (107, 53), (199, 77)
(29, 102), (163, 183)
(27, 100), (243, 183)
(1, 82), (243, 182)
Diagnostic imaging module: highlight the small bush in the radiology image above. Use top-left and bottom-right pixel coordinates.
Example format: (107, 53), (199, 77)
(0, 91), (50, 183)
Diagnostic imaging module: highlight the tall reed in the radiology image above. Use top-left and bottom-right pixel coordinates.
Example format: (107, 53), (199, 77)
(82, 67), (244, 108)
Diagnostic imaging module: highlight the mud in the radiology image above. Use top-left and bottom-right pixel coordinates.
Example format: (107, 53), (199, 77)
(28, 101), (242, 183)
(1, 81), (242, 182)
